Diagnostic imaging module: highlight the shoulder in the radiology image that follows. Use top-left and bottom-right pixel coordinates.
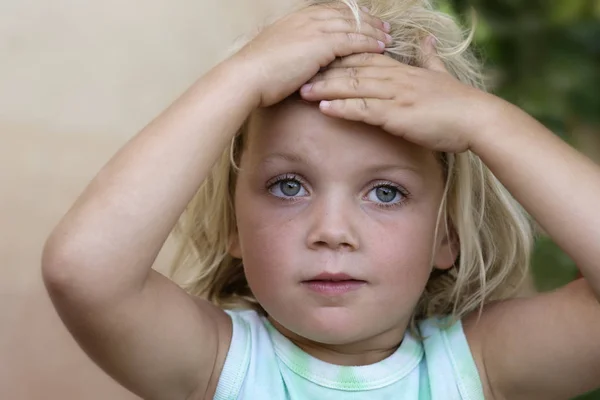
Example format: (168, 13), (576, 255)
(462, 280), (600, 400)
(212, 308), (280, 400)
(419, 316), (486, 400)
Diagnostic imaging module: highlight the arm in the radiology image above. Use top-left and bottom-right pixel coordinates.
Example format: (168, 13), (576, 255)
(474, 100), (600, 296)
(42, 6), (391, 399)
(463, 99), (600, 400)
(297, 44), (600, 399)
(42, 60), (256, 400)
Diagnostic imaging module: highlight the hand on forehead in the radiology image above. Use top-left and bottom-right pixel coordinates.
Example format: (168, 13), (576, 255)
(243, 98), (444, 187)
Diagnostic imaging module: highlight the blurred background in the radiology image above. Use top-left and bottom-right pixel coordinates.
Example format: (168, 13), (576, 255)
(444, 1), (600, 398)
(0, 0), (598, 398)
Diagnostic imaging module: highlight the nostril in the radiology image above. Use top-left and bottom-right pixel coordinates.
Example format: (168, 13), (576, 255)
(306, 221), (359, 251)
(311, 240), (354, 251)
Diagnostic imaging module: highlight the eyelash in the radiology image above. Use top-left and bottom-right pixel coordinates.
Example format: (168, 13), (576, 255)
(266, 173), (309, 203)
(365, 180), (411, 209)
(266, 174), (411, 209)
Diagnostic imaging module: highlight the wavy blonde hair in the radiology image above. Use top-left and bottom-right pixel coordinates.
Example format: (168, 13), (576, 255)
(170, 0), (534, 327)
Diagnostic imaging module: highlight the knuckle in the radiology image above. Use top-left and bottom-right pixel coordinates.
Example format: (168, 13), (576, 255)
(360, 53), (374, 63)
(358, 98), (369, 111)
(348, 67), (359, 78)
(362, 34), (374, 43)
(343, 18), (357, 31)
(347, 32), (368, 43)
(350, 77), (360, 90)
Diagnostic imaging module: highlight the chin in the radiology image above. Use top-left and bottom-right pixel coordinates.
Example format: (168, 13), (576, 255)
(286, 306), (376, 345)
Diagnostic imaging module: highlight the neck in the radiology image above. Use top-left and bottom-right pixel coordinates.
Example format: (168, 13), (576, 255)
(268, 317), (408, 366)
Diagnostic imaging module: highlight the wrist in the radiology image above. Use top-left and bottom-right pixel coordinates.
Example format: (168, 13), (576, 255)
(217, 55), (263, 110)
(467, 93), (514, 154)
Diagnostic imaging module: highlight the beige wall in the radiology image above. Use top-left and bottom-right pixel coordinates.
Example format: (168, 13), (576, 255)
(0, 1), (288, 398)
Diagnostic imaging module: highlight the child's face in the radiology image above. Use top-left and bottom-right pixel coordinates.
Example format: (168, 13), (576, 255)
(231, 99), (456, 346)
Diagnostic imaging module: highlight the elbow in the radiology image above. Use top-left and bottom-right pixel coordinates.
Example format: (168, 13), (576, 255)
(41, 230), (109, 306)
(41, 231), (85, 300)
(41, 229), (145, 308)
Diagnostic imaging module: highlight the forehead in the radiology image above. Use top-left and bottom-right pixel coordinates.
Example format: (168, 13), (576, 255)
(244, 99), (441, 177)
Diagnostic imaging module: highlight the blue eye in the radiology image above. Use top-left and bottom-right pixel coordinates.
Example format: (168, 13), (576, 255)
(366, 184), (403, 205)
(269, 177), (308, 198)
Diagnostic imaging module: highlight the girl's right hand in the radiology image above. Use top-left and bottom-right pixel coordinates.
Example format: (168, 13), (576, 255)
(231, 4), (392, 107)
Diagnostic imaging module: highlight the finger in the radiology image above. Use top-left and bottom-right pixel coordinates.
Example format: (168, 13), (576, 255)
(357, 7), (391, 33)
(309, 66), (393, 83)
(314, 4), (390, 33)
(301, 76), (394, 101)
(319, 98), (389, 127)
(327, 53), (400, 69)
(331, 32), (386, 58)
(320, 18), (392, 45)
(421, 36), (448, 73)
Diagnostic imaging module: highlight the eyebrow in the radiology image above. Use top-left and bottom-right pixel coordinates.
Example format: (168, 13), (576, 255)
(259, 152), (309, 166)
(258, 152), (422, 175)
(362, 163), (422, 175)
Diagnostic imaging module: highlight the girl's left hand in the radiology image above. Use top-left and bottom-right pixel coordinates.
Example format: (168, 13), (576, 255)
(299, 37), (498, 153)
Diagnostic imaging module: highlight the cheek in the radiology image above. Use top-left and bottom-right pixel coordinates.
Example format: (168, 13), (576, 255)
(234, 190), (304, 280)
(236, 210), (304, 309)
(369, 214), (437, 288)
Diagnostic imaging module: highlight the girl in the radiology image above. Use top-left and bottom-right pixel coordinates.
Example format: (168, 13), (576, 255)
(42, 0), (600, 399)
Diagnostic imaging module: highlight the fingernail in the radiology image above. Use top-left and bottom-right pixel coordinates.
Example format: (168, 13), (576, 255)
(301, 83), (313, 93)
(361, 6), (370, 13)
(378, 40), (385, 49)
(383, 21), (391, 32)
(429, 36), (437, 47)
(320, 100), (331, 109)
(385, 33), (393, 43)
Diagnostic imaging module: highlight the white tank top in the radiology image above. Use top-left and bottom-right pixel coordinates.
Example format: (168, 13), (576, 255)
(214, 310), (483, 399)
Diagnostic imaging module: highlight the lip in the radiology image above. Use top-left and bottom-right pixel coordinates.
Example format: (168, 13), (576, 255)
(308, 272), (360, 281)
(302, 272), (367, 295)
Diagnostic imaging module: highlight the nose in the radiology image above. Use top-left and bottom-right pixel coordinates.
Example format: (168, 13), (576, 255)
(306, 195), (359, 251)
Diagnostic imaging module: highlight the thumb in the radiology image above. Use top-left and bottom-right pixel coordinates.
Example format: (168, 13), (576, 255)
(421, 36), (448, 73)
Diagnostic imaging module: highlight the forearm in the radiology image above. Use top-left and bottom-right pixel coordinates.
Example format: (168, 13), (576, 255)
(43, 59), (258, 297)
(471, 97), (600, 295)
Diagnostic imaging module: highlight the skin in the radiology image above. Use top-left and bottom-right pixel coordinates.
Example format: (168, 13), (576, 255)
(41, 6), (393, 400)
(40, 4), (600, 400)
(300, 39), (600, 399)
(229, 99), (456, 365)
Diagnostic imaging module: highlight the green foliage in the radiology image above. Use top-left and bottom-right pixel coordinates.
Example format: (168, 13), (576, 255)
(439, 0), (600, 398)
(530, 236), (579, 292)
(446, 0), (600, 135)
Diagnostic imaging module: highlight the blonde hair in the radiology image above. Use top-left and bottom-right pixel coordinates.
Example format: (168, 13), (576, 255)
(170, 0), (534, 327)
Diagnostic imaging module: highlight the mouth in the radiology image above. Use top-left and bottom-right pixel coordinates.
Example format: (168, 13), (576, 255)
(302, 272), (367, 295)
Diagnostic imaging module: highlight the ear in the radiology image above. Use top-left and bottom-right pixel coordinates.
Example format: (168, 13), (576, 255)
(433, 225), (459, 270)
(228, 229), (243, 259)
